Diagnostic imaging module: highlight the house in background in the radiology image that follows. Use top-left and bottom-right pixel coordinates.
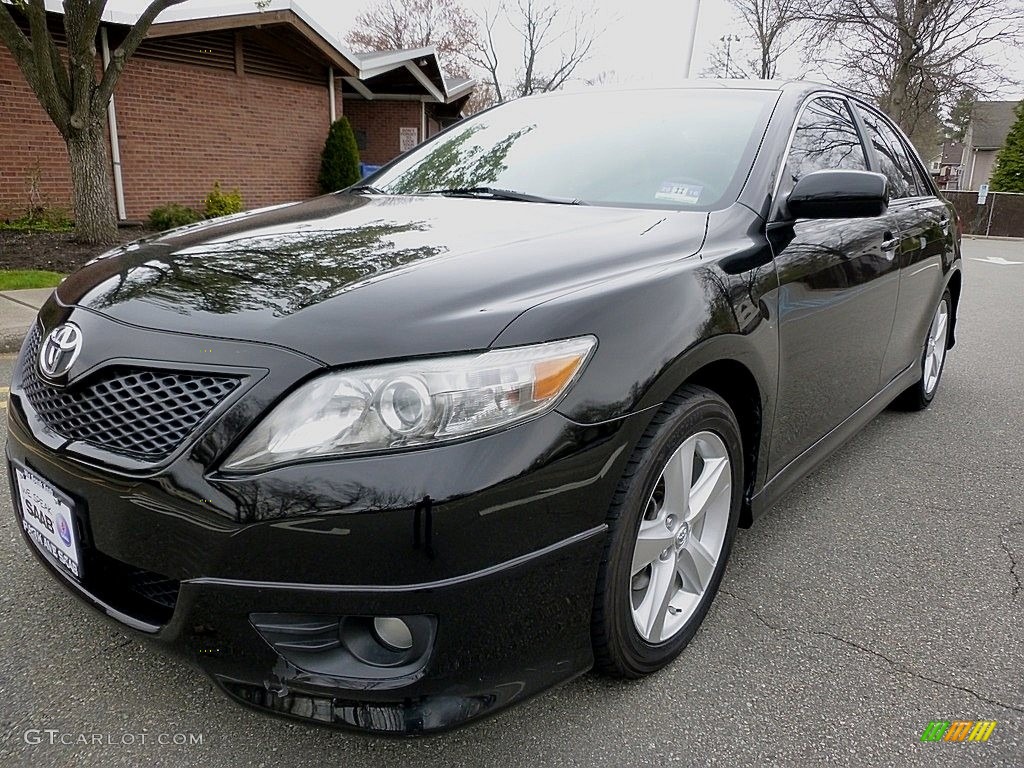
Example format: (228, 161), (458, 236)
(0, 0), (475, 221)
(961, 100), (1019, 191)
(929, 141), (964, 190)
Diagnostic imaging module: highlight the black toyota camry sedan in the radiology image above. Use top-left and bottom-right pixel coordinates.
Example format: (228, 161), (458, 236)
(6, 81), (960, 734)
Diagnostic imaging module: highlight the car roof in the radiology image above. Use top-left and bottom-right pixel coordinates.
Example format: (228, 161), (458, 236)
(527, 79), (849, 101)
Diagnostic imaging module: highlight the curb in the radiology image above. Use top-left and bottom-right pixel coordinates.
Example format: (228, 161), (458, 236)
(962, 234), (1024, 242)
(1, 329), (26, 355)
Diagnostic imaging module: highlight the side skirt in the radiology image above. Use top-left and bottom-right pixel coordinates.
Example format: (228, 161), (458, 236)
(749, 362), (919, 521)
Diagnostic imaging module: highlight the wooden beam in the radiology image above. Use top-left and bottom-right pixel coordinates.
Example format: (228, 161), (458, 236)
(403, 61), (444, 103)
(148, 11), (293, 38)
(147, 10), (359, 76)
(289, 15), (358, 76)
(344, 76), (375, 100)
(234, 30), (244, 76)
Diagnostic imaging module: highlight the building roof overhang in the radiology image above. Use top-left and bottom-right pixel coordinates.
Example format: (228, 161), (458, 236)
(20, 0), (475, 104)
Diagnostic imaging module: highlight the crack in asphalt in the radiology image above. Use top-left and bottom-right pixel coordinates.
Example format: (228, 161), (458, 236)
(1000, 521), (1023, 599)
(718, 588), (1024, 715)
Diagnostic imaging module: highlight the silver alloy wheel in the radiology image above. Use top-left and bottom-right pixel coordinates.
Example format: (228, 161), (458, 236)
(629, 430), (731, 644)
(923, 298), (949, 395)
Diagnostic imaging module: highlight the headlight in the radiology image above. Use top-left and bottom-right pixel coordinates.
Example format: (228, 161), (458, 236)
(222, 336), (596, 470)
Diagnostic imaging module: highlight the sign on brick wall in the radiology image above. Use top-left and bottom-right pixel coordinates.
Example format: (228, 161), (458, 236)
(399, 127), (419, 152)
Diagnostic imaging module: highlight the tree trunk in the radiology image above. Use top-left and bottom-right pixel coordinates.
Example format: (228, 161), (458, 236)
(66, 125), (118, 245)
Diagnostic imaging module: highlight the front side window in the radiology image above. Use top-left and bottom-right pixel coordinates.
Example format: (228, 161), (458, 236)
(785, 97), (868, 183)
(856, 108), (921, 199)
(369, 89), (779, 211)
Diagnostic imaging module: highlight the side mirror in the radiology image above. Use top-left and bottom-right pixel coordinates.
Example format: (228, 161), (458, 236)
(787, 169), (889, 219)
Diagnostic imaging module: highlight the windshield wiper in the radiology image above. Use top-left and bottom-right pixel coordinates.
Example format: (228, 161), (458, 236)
(349, 184), (388, 195)
(420, 187), (585, 205)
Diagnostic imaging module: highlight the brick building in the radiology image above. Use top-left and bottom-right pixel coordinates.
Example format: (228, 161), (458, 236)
(0, 1), (474, 221)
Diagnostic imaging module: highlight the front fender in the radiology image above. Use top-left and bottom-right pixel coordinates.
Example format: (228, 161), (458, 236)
(492, 204), (781, 500)
(492, 257), (779, 424)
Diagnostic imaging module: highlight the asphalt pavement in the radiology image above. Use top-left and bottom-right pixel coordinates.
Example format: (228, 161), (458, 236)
(0, 238), (1021, 767)
(0, 289), (50, 354)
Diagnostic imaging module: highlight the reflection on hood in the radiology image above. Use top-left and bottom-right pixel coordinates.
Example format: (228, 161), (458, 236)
(86, 220), (443, 318)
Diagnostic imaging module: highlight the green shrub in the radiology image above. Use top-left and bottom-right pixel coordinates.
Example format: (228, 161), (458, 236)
(0, 206), (73, 232)
(204, 181), (244, 218)
(990, 101), (1024, 193)
(318, 117), (361, 193)
(148, 203), (202, 231)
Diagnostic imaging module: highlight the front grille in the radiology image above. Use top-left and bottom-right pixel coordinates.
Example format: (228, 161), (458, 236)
(125, 567), (180, 609)
(19, 325), (239, 462)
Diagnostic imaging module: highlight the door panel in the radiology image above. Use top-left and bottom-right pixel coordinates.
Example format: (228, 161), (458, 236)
(767, 95), (900, 476)
(880, 199), (948, 381)
(855, 105), (951, 382)
(768, 216), (899, 474)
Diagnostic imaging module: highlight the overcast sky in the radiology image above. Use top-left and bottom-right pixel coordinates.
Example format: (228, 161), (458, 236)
(114, 0), (1024, 100)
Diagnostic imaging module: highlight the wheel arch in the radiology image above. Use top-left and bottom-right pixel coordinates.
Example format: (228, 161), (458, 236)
(631, 334), (775, 529)
(680, 360), (764, 528)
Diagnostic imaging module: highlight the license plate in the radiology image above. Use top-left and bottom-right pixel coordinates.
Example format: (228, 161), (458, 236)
(14, 464), (82, 580)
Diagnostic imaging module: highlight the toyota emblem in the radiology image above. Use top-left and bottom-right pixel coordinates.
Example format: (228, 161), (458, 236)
(38, 323), (83, 380)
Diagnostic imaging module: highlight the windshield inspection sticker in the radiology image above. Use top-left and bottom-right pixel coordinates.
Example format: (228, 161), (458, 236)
(655, 181), (703, 205)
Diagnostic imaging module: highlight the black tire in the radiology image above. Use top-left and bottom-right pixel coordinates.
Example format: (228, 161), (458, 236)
(894, 289), (952, 412)
(592, 385), (743, 678)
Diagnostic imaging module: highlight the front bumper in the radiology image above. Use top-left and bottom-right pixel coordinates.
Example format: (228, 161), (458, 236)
(6, 311), (650, 733)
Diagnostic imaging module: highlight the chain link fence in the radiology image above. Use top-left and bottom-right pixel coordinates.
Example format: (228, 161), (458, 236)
(942, 191), (1024, 238)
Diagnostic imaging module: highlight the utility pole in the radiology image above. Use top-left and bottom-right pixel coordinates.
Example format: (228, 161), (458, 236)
(681, 0), (702, 78)
(721, 34), (740, 78)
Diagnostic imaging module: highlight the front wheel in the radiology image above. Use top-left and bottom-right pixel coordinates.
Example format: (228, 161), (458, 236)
(592, 385), (743, 678)
(895, 290), (952, 411)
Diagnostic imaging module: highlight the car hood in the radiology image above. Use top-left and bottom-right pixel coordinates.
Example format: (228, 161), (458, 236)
(57, 194), (708, 365)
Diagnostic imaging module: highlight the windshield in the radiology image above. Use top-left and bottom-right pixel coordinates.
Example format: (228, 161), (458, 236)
(368, 88), (779, 210)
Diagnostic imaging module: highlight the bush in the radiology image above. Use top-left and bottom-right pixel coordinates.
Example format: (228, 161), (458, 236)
(318, 117), (361, 193)
(148, 203), (202, 231)
(0, 206), (73, 232)
(204, 181), (244, 218)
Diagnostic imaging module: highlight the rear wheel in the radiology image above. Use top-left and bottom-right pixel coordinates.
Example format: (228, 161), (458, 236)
(592, 386), (742, 678)
(895, 290), (951, 411)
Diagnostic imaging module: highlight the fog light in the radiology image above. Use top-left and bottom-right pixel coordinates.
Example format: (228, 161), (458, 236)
(372, 616), (414, 652)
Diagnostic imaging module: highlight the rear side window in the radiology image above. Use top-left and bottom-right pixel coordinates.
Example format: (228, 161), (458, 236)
(785, 97), (867, 183)
(909, 152), (934, 197)
(856, 108), (921, 199)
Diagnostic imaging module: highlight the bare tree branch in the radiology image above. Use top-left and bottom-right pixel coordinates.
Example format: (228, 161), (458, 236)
(345, 0), (479, 78)
(94, 0), (186, 109)
(0, 2), (43, 98)
(800, 0), (1024, 148)
(22, 0), (70, 130)
(0, 0), (184, 242)
(467, 4), (504, 102)
(725, 0), (805, 79)
(512, 0), (598, 98)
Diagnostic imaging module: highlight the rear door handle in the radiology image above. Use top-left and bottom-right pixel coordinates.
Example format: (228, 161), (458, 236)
(881, 232), (898, 252)
(939, 215), (951, 235)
